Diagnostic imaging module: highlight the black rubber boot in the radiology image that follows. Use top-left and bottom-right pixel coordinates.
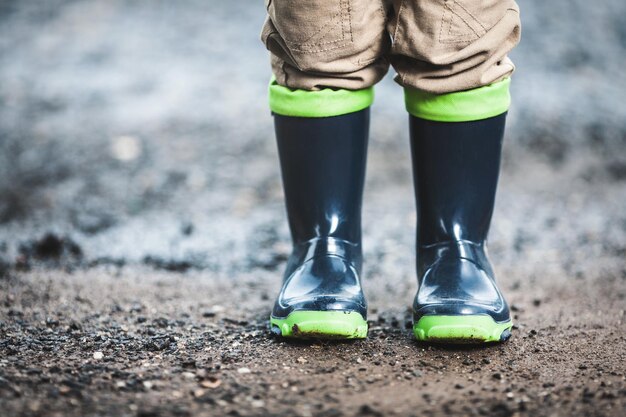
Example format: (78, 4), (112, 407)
(269, 109), (369, 339)
(410, 113), (512, 343)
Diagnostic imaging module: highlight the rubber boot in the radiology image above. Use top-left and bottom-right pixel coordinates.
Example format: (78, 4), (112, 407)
(269, 109), (369, 339)
(410, 113), (512, 343)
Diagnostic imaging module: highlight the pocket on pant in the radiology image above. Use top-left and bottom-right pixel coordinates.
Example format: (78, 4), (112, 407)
(438, 0), (488, 44)
(435, 0), (515, 45)
(267, 0), (353, 53)
(390, 0), (518, 56)
(389, 0), (520, 93)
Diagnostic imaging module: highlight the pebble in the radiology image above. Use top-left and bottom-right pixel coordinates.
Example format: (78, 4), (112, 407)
(237, 367), (251, 374)
(200, 379), (222, 389)
(93, 351), (104, 360)
(110, 135), (141, 161)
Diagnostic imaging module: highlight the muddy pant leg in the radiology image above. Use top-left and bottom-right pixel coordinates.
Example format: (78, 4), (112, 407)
(260, 0), (390, 94)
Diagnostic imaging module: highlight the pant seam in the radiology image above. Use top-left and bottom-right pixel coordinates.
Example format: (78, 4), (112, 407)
(392, 0), (406, 46)
(288, 42), (352, 54)
(285, 12), (343, 48)
(378, 0), (386, 20)
(281, 60), (289, 86)
(357, 56), (379, 66)
(452, 0), (487, 32)
(346, 0), (353, 43)
(439, 2), (480, 44)
(283, 0), (352, 52)
(439, 4), (518, 44)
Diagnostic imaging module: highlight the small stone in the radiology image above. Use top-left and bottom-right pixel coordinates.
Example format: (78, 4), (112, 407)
(93, 351), (104, 360)
(251, 400), (265, 408)
(202, 305), (225, 317)
(200, 379), (222, 389)
(492, 372), (503, 380)
(297, 356), (307, 364)
(110, 135), (141, 161)
(358, 405), (383, 417)
(237, 367), (251, 374)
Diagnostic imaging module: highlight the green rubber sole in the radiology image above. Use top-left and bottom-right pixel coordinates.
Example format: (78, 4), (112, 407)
(270, 311), (368, 339)
(413, 315), (512, 344)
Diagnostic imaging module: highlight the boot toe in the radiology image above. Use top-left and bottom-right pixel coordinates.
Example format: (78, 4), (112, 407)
(413, 258), (511, 343)
(271, 255), (367, 338)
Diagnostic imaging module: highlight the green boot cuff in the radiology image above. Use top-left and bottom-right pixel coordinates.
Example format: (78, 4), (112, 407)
(405, 78), (511, 122)
(268, 77), (374, 118)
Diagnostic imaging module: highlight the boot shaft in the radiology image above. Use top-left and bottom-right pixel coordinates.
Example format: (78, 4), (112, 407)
(409, 113), (506, 246)
(274, 109), (370, 245)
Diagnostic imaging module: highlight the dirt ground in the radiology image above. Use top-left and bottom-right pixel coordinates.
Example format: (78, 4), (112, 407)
(1, 1), (625, 416)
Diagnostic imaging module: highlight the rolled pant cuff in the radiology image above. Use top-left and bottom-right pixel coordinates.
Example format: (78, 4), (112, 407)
(404, 78), (511, 122)
(269, 77), (374, 118)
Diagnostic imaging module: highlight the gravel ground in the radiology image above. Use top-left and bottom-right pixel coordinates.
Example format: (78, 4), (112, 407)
(0, 1), (625, 416)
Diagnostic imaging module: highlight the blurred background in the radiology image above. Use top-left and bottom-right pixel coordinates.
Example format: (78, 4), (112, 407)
(0, 0), (624, 278)
(1, 2), (625, 416)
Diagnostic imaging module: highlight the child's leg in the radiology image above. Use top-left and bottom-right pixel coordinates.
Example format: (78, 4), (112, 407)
(261, 0), (390, 91)
(388, 0), (521, 94)
(260, 0), (389, 338)
(388, 0), (521, 343)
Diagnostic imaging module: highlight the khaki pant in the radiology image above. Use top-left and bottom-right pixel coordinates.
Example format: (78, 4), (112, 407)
(261, 0), (521, 94)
